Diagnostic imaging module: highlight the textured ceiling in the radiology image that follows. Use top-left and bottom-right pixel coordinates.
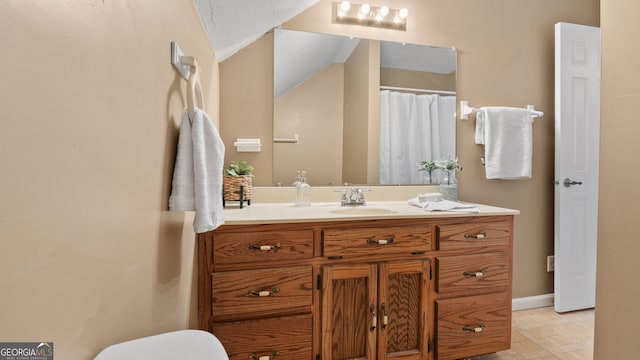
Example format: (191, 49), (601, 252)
(192, 0), (320, 61)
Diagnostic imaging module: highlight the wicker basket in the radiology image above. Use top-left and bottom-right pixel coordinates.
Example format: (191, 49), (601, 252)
(223, 175), (253, 201)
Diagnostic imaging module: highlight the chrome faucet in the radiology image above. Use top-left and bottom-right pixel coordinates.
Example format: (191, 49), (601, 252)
(335, 188), (371, 206)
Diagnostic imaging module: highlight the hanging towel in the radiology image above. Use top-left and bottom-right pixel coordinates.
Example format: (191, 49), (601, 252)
(481, 107), (533, 180)
(475, 111), (485, 145)
(169, 108), (225, 233)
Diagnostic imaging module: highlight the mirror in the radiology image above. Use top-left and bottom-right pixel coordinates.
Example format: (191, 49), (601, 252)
(273, 29), (457, 186)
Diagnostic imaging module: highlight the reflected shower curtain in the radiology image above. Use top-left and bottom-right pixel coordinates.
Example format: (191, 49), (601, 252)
(379, 90), (456, 184)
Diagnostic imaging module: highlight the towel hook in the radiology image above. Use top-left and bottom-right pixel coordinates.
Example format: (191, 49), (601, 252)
(182, 56), (204, 112)
(171, 42), (204, 112)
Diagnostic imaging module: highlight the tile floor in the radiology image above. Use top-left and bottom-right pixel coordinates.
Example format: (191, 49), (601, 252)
(466, 306), (595, 360)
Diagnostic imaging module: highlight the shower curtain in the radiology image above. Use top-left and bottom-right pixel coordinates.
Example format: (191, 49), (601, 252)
(379, 90), (456, 184)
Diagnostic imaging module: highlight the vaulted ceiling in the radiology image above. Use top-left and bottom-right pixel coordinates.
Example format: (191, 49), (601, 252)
(192, 0), (320, 61)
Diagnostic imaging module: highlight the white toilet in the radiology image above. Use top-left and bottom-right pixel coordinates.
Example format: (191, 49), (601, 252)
(93, 330), (229, 360)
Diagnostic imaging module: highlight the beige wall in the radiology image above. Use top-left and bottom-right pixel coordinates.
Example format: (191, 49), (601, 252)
(274, 63), (344, 186)
(380, 68), (456, 92)
(366, 40), (381, 184)
(342, 40), (378, 184)
(0, 1), (217, 358)
(594, 0), (639, 358)
(219, 34), (274, 186)
(283, 0), (600, 298)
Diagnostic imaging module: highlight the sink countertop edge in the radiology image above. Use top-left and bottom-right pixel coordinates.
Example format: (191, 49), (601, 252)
(220, 201), (520, 225)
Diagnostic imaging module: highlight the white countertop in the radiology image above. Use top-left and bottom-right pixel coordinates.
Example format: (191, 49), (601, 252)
(221, 201), (519, 225)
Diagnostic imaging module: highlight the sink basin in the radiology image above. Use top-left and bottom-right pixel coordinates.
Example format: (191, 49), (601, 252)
(329, 206), (398, 215)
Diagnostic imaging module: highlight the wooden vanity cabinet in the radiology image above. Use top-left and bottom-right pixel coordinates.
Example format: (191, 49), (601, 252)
(198, 215), (513, 360)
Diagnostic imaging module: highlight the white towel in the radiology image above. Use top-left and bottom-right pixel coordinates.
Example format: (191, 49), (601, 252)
(169, 108), (225, 233)
(475, 111), (485, 145)
(408, 197), (479, 213)
(481, 107), (533, 180)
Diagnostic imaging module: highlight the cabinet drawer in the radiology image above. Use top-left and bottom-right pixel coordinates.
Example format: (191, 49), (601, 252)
(436, 293), (511, 360)
(212, 314), (312, 360)
(436, 253), (510, 294)
(212, 267), (312, 321)
(213, 231), (314, 265)
(323, 226), (431, 258)
(437, 221), (511, 251)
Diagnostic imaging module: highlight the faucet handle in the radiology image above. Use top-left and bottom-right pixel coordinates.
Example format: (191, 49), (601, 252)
(334, 188), (348, 204)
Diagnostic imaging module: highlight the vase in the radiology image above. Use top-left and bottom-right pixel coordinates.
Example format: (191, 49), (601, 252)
(421, 170), (433, 185)
(439, 171), (458, 201)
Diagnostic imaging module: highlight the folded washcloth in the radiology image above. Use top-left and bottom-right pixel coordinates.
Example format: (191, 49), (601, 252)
(408, 196), (479, 213)
(418, 192), (443, 203)
(421, 200), (479, 213)
(169, 107), (225, 233)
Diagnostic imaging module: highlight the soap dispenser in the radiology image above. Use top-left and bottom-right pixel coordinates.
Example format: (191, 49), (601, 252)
(294, 170), (311, 207)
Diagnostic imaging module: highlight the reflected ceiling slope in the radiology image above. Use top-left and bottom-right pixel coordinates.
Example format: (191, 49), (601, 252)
(193, 0), (320, 61)
(275, 30), (360, 99)
(275, 30), (458, 99)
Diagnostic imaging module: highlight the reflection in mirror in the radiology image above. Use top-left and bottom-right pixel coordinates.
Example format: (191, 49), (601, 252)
(273, 29), (457, 186)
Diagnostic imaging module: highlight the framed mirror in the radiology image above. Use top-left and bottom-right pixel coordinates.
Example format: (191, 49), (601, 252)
(273, 29), (457, 186)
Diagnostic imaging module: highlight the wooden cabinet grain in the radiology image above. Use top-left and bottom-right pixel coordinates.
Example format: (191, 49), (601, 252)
(320, 261), (430, 360)
(198, 215), (514, 360)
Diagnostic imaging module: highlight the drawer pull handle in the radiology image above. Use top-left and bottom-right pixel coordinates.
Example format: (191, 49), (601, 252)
(462, 324), (484, 334)
(248, 288), (280, 297)
(370, 304), (377, 332)
(464, 232), (488, 239)
(463, 268), (487, 278)
(367, 237), (394, 245)
(248, 351), (279, 360)
(463, 324), (485, 333)
(381, 303), (389, 330)
(249, 243), (281, 251)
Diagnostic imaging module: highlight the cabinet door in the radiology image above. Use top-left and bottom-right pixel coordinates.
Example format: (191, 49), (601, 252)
(378, 260), (431, 360)
(321, 264), (378, 360)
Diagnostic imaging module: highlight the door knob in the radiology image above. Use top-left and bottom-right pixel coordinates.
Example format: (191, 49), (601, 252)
(563, 178), (583, 188)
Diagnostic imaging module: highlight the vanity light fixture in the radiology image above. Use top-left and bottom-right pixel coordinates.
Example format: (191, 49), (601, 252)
(333, 1), (408, 31)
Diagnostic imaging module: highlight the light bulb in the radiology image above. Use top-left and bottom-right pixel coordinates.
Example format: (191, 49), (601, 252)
(339, 1), (351, 13)
(359, 3), (370, 16)
(379, 6), (389, 17)
(398, 8), (409, 19)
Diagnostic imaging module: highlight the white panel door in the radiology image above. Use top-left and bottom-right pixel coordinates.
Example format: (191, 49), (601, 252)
(554, 22), (600, 313)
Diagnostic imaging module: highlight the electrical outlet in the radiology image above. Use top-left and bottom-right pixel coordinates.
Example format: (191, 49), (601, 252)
(547, 255), (555, 272)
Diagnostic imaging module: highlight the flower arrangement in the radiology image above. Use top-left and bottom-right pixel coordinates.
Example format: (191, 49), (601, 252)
(418, 160), (438, 173)
(418, 158), (462, 185)
(439, 158), (462, 172)
(436, 158), (462, 185)
(418, 160), (438, 184)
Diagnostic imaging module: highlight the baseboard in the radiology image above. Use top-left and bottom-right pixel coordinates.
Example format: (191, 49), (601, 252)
(512, 293), (554, 311)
